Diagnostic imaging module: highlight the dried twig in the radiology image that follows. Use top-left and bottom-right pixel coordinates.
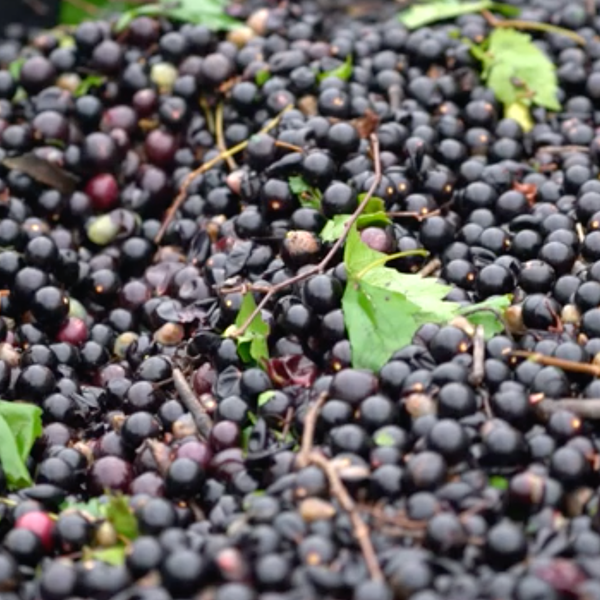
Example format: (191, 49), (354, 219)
(534, 398), (600, 420)
(511, 350), (600, 377)
(229, 133), (382, 338)
(418, 258), (441, 278)
(215, 102), (237, 170)
(296, 392), (328, 469)
(470, 325), (485, 388)
(172, 368), (213, 439)
(155, 104), (293, 244)
(481, 9), (587, 45)
(536, 145), (590, 155)
(294, 390), (383, 579)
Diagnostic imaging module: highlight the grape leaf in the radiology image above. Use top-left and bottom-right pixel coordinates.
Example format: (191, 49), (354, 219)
(505, 101), (534, 133)
(459, 294), (513, 339)
(398, 0), (519, 30)
(225, 293), (270, 365)
(471, 29), (560, 125)
(342, 227), (512, 371)
(75, 75), (106, 97)
(257, 391), (275, 407)
(288, 176), (321, 209)
(8, 57), (25, 80)
(318, 55), (353, 82)
(105, 495), (138, 541)
(0, 401), (42, 490)
(84, 545), (127, 566)
(255, 69), (271, 86)
(115, 0), (240, 33)
(373, 430), (396, 447)
(320, 212), (391, 242)
(489, 475), (508, 490)
(60, 498), (105, 519)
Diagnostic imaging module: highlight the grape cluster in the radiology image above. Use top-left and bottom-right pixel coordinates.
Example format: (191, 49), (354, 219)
(0, 0), (599, 599)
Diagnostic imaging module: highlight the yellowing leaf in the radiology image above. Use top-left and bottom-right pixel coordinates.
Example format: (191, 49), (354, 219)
(505, 101), (534, 132)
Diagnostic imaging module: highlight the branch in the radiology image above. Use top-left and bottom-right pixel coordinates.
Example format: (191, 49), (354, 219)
(534, 398), (600, 420)
(511, 350), (600, 377)
(229, 133), (382, 338)
(481, 10), (587, 45)
(155, 104), (293, 244)
(172, 368), (213, 439)
(296, 392), (328, 469)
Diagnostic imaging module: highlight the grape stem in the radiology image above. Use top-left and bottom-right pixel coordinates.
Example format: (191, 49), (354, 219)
(511, 350), (600, 377)
(215, 101), (237, 170)
(228, 133), (382, 339)
(172, 367), (213, 439)
(481, 10), (587, 45)
(470, 325), (486, 388)
(534, 398), (600, 419)
(297, 391), (383, 581)
(155, 104), (294, 244)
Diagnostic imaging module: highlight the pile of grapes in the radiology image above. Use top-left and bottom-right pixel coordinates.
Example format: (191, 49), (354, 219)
(1, 0), (600, 598)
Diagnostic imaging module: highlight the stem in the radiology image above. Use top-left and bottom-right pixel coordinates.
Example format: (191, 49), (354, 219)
(232, 133), (382, 338)
(215, 102), (237, 170)
(275, 140), (304, 153)
(511, 350), (600, 377)
(418, 258), (441, 278)
(482, 10), (587, 45)
(296, 392), (328, 469)
(155, 104), (293, 244)
(308, 452), (383, 581)
(470, 325), (485, 388)
(172, 368), (213, 439)
(536, 145), (589, 154)
(200, 98), (215, 135)
(534, 398), (600, 419)
(355, 249), (429, 280)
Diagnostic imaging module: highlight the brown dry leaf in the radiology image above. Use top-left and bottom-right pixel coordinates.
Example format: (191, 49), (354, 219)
(352, 109), (380, 139)
(2, 153), (79, 194)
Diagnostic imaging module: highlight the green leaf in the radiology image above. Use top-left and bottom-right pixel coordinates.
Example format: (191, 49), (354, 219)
(105, 495), (138, 541)
(257, 391), (275, 408)
(471, 28), (560, 125)
(75, 75), (106, 97)
(114, 0), (241, 33)
(0, 401), (42, 490)
(84, 545), (127, 566)
(60, 498), (105, 519)
(8, 58), (25, 80)
(288, 176), (322, 209)
(255, 69), (271, 86)
(461, 294), (512, 338)
(320, 212), (391, 243)
(318, 55), (353, 82)
(288, 175), (312, 196)
(227, 293), (270, 365)
(357, 195), (386, 214)
(0, 401), (43, 464)
(489, 475), (508, 490)
(398, 1), (519, 30)
(344, 226), (501, 372)
(374, 430), (396, 447)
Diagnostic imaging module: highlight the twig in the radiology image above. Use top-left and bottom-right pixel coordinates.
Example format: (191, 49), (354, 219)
(281, 407), (294, 441)
(536, 145), (589, 155)
(388, 84), (402, 112)
(481, 10), (587, 45)
(296, 392), (328, 469)
(230, 133), (382, 338)
(155, 104), (292, 244)
(418, 258), (441, 278)
(586, 0), (596, 17)
(275, 140), (304, 153)
(511, 350), (600, 377)
(172, 368), (213, 439)
(470, 325), (485, 388)
(308, 452), (383, 580)
(215, 102), (237, 170)
(534, 398), (600, 420)
(387, 209), (440, 221)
